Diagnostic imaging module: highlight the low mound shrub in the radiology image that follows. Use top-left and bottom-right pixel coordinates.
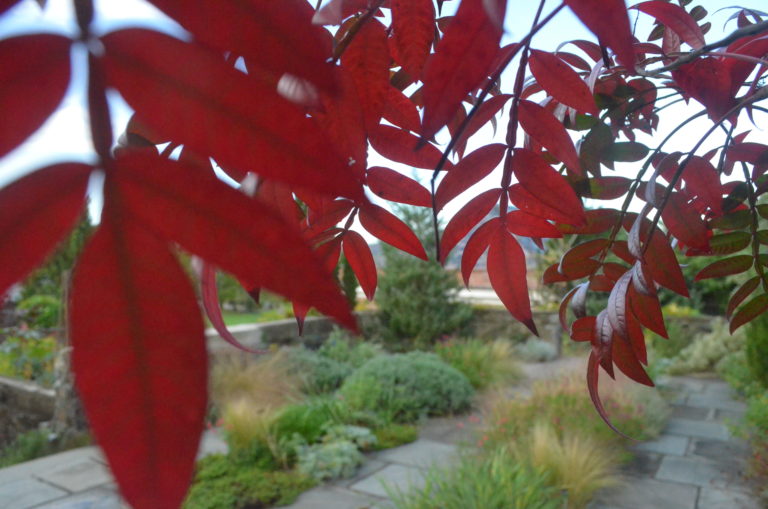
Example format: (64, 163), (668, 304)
(435, 338), (521, 389)
(339, 352), (474, 423)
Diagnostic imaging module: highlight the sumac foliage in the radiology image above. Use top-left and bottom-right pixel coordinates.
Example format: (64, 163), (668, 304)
(1, 0), (768, 506)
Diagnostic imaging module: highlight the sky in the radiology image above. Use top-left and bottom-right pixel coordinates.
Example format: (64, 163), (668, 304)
(0, 0), (766, 229)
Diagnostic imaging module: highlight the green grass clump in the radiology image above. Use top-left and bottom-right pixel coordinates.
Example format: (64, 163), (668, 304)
(372, 423), (418, 450)
(387, 449), (561, 509)
(435, 338), (521, 389)
(339, 352), (474, 423)
(183, 454), (315, 509)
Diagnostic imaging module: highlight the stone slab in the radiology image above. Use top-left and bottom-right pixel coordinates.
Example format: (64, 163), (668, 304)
(418, 414), (481, 445)
(715, 408), (746, 423)
(333, 459), (388, 488)
(283, 487), (381, 509)
(590, 475), (697, 509)
(633, 434), (689, 456)
(686, 393), (747, 412)
(349, 464), (425, 499)
(655, 455), (745, 488)
(376, 439), (457, 468)
(33, 485), (127, 509)
(670, 405), (710, 420)
(702, 381), (734, 398)
(197, 430), (228, 459)
(36, 459), (113, 492)
(664, 418), (729, 440)
(698, 487), (762, 509)
(0, 477), (68, 509)
(620, 452), (662, 477)
(691, 438), (749, 468)
(0, 447), (104, 484)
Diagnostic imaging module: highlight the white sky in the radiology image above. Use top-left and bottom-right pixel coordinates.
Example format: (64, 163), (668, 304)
(0, 0), (766, 232)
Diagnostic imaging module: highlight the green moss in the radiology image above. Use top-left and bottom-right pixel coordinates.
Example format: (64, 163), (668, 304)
(183, 454), (316, 509)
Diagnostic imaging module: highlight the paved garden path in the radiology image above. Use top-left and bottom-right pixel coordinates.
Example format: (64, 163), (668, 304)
(0, 359), (760, 508)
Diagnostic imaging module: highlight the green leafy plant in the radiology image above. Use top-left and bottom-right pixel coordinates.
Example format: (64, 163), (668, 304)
(666, 319), (745, 375)
(273, 396), (351, 446)
(295, 439), (365, 482)
(287, 347), (354, 394)
(372, 423), (419, 450)
(16, 295), (61, 329)
(646, 319), (689, 360)
(435, 338), (521, 389)
(387, 449), (561, 509)
(0, 332), (57, 386)
(183, 454), (315, 509)
(339, 352), (474, 423)
(317, 328), (382, 369)
(745, 312), (768, 388)
(375, 205), (473, 350)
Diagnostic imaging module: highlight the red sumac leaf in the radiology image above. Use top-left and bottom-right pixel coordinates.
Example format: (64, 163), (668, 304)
(571, 316), (596, 342)
(440, 188), (502, 263)
(359, 202), (427, 260)
(505, 211), (561, 238)
(508, 184), (573, 225)
(695, 255), (753, 281)
(730, 293), (768, 333)
(367, 167), (431, 207)
(0, 164), (91, 297)
(612, 333), (654, 386)
(0, 0), (20, 14)
(201, 263), (264, 354)
(587, 351), (631, 438)
(0, 34), (72, 158)
(628, 285), (668, 338)
(488, 227), (537, 334)
(460, 218), (499, 287)
(671, 57), (735, 121)
(583, 177), (632, 200)
(146, 0), (337, 93)
(421, 0), (506, 139)
(706, 231), (751, 255)
(513, 149), (586, 226)
(518, 100), (582, 174)
(607, 272), (631, 338)
(391, 0), (435, 78)
(634, 1), (706, 49)
(71, 218), (207, 509)
(436, 144), (506, 211)
(455, 94), (512, 148)
(559, 208), (621, 235)
(382, 86), (421, 133)
(101, 29), (361, 199)
(559, 285), (581, 330)
(542, 263), (571, 284)
(528, 49), (598, 115)
(110, 153), (355, 329)
(564, 0), (636, 71)
(369, 125), (451, 170)
(343, 231), (377, 300)
(662, 192), (709, 250)
(342, 18), (390, 131)
(727, 276), (760, 319)
(645, 230), (689, 297)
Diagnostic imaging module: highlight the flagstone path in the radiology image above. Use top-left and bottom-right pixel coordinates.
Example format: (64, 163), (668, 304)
(0, 358), (761, 508)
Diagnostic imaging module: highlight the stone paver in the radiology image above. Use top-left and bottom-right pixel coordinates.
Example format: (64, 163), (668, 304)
(591, 476), (698, 509)
(698, 487), (763, 509)
(375, 439), (457, 468)
(664, 418), (730, 440)
(633, 433), (689, 456)
(0, 478), (68, 509)
(655, 455), (738, 488)
(348, 464), (426, 499)
(34, 485), (127, 509)
(286, 487), (381, 509)
(36, 458), (113, 492)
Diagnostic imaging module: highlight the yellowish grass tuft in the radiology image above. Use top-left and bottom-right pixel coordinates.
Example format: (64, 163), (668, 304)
(524, 421), (619, 509)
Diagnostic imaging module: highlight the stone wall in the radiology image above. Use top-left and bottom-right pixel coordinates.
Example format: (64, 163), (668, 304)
(0, 375), (54, 448)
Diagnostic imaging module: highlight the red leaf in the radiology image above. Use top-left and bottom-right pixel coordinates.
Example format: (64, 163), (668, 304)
(436, 144), (506, 211)
(313, 0), (369, 25)
(626, 310), (648, 365)
(343, 231), (377, 300)
(0, 0), (20, 15)
(369, 125), (451, 170)
(382, 86), (422, 133)
(587, 351), (632, 438)
(146, 0), (337, 93)
(359, 202), (427, 260)
(255, 179), (302, 224)
(505, 211), (562, 238)
(695, 255), (753, 281)
(367, 167), (431, 207)
(634, 1), (705, 49)
(645, 230), (690, 297)
(558, 208), (620, 235)
(391, 0), (435, 78)
(101, 29), (361, 199)
(0, 34), (71, 158)
(342, 18), (390, 131)
(455, 94), (512, 148)
(460, 218), (498, 286)
(680, 156), (724, 215)
(607, 271), (631, 338)
(440, 188), (502, 263)
(582, 176), (632, 200)
(730, 293), (768, 333)
(571, 316), (596, 341)
(421, 0), (506, 139)
(671, 57), (735, 121)
(518, 100), (582, 174)
(727, 276), (760, 319)
(303, 200), (355, 241)
(559, 285), (581, 330)
(513, 149), (586, 226)
(628, 285), (668, 338)
(110, 152), (355, 329)
(543, 263), (571, 284)
(70, 218), (207, 509)
(564, 0), (636, 71)
(661, 192), (709, 250)
(0, 164), (91, 297)
(612, 332), (654, 386)
(528, 49), (597, 115)
(201, 263), (265, 354)
(487, 226), (537, 334)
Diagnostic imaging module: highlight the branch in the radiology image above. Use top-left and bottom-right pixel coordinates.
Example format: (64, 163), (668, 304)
(637, 20), (768, 77)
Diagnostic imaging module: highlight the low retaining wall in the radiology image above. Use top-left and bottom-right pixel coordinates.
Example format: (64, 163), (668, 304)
(0, 375), (54, 447)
